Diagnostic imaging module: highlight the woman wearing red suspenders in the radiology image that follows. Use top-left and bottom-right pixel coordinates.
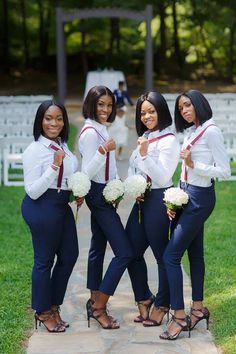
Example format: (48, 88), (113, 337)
(78, 86), (133, 329)
(160, 90), (231, 340)
(21, 100), (80, 333)
(125, 92), (180, 327)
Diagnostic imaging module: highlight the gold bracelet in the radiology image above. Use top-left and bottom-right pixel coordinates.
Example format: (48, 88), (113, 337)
(51, 164), (59, 170)
(100, 145), (107, 154)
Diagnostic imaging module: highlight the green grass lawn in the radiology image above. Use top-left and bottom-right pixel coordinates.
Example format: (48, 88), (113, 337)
(0, 186), (33, 354)
(0, 153), (235, 353)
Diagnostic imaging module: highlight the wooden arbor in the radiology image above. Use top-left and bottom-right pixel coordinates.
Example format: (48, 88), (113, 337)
(56, 5), (153, 103)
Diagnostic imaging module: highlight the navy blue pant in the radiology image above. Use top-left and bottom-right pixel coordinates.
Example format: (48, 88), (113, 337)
(85, 181), (133, 296)
(21, 189), (79, 312)
(163, 183), (216, 310)
(126, 188), (170, 307)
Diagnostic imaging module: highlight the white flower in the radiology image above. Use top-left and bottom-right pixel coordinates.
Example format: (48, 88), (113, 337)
(67, 171), (91, 197)
(124, 175), (147, 199)
(103, 179), (124, 204)
(163, 187), (189, 210)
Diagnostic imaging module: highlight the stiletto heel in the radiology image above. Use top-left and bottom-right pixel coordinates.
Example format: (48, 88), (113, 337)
(189, 307), (210, 330)
(86, 299), (119, 330)
(34, 311), (65, 333)
(35, 316), (38, 330)
(159, 314), (191, 340)
(86, 299), (92, 328)
(206, 317), (209, 330)
(133, 294), (155, 323)
(143, 305), (169, 327)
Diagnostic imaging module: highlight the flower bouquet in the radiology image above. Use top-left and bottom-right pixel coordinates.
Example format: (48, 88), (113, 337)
(163, 187), (189, 238)
(124, 175), (148, 223)
(67, 171), (91, 221)
(103, 179), (124, 208)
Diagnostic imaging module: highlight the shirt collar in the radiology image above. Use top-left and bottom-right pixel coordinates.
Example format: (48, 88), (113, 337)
(86, 118), (107, 133)
(38, 135), (63, 149)
(194, 118), (214, 134)
(145, 127), (171, 139)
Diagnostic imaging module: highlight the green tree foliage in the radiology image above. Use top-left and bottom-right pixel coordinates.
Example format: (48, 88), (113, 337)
(0, 0), (235, 81)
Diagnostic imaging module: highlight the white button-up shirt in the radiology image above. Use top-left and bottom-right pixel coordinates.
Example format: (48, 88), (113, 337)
(181, 118), (231, 186)
(23, 135), (78, 199)
(128, 127), (180, 189)
(78, 118), (117, 183)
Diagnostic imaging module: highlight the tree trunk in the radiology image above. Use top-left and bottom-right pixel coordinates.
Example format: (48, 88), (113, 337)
(108, 18), (120, 62)
(159, 2), (167, 64)
(2, 0), (10, 72)
(19, 0), (30, 68)
(172, 0), (183, 72)
(81, 21), (88, 77)
(228, 20), (236, 82)
(37, 0), (44, 67)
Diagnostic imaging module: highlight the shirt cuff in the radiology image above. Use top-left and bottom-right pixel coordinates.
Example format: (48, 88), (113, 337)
(95, 150), (107, 163)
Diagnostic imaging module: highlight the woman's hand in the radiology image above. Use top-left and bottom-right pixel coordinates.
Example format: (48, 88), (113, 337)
(136, 193), (145, 203)
(104, 138), (116, 152)
(53, 150), (65, 167)
(75, 196), (84, 207)
(137, 136), (149, 157)
(99, 138), (116, 154)
(167, 208), (176, 220)
(180, 149), (194, 168)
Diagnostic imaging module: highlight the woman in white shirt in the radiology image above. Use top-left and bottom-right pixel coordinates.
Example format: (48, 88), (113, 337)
(78, 86), (133, 330)
(160, 90), (231, 340)
(21, 100), (80, 333)
(125, 91), (180, 327)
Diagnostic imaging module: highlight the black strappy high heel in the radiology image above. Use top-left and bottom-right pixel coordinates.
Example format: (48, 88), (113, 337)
(51, 305), (69, 328)
(86, 299), (120, 330)
(159, 314), (191, 340)
(190, 307), (210, 330)
(143, 305), (169, 327)
(34, 311), (65, 333)
(133, 294), (155, 323)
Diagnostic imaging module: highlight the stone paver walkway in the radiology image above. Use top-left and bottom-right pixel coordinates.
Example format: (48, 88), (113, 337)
(26, 104), (220, 354)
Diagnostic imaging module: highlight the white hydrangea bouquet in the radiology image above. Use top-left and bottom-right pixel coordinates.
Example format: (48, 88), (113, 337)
(163, 187), (189, 210)
(163, 187), (189, 238)
(103, 179), (124, 208)
(67, 171), (91, 221)
(124, 175), (149, 223)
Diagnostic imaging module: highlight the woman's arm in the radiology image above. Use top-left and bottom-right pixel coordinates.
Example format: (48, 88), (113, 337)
(23, 145), (59, 200)
(192, 127), (231, 179)
(137, 136), (180, 186)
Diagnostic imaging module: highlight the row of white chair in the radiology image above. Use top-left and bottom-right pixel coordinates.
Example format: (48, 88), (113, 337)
(0, 136), (33, 186)
(0, 95), (51, 185)
(0, 95), (53, 103)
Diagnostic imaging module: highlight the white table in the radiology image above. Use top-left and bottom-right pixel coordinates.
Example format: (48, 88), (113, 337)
(84, 70), (125, 98)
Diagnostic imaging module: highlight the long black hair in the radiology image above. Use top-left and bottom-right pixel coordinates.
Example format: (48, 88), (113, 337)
(135, 91), (173, 136)
(83, 85), (116, 123)
(174, 90), (213, 132)
(33, 100), (69, 142)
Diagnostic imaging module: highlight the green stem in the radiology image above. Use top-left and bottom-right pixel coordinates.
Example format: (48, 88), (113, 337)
(138, 202), (142, 224)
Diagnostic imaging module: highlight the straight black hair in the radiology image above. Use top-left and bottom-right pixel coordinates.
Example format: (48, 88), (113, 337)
(135, 91), (173, 136)
(174, 90), (213, 132)
(33, 100), (69, 142)
(83, 86), (116, 123)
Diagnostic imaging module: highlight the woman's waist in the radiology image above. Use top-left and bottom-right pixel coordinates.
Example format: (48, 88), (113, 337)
(180, 180), (215, 192)
(25, 188), (71, 203)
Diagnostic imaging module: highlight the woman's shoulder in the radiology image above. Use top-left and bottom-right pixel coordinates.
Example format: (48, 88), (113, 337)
(204, 122), (222, 137)
(23, 140), (44, 158)
(80, 125), (99, 140)
(159, 128), (178, 141)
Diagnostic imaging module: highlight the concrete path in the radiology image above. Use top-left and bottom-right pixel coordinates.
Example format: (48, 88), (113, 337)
(26, 105), (220, 354)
